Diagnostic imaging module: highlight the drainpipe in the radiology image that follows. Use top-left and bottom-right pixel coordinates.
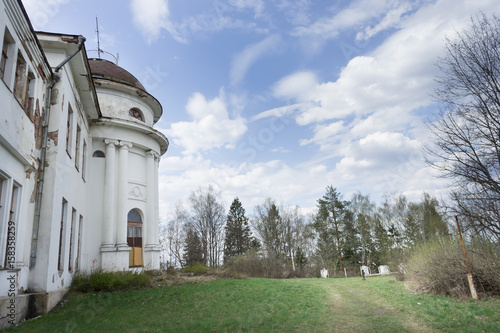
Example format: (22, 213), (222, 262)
(30, 36), (86, 267)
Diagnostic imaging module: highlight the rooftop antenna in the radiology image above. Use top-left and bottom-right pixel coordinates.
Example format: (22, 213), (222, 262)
(89, 16), (119, 64)
(96, 17), (101, 59)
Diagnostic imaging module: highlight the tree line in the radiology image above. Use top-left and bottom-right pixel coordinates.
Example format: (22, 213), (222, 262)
(159, 184), (449, 278)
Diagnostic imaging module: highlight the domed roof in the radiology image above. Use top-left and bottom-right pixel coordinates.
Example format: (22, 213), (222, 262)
(88, 58), (145, 91)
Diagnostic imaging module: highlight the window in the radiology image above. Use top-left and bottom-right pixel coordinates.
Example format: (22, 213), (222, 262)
(66, 105), (73, 157)
(13, 52), (26, 105)
(129, 108), (144, 122)
(92, 150), (105, 158)
(68, 208), (76, 271)
(75, 125), (81, 170)
(24, 71), (35, 117)
(1, 28), (15, 84)
(58, 199), (68, 271)
(1, 34), (9, 79)
(2, 180), (20, 269)
(127, 209), (143, 267)
(76, 215), (83, 270)
(82, 141), (87, 180)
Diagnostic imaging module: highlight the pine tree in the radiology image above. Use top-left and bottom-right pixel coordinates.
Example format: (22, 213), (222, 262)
(315, 186), (350, 271)
(223, 197), (252, 262)
(341, 211), (360, 266)
(295, 246), (307, 271)
(183, 227), (204, 267)
(372, 214), (389, 266)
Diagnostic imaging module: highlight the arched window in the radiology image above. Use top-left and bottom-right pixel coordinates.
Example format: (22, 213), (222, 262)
(129, 107), (144, 122)
(92, 150), (105, 158)
(127, 209), (143, 267)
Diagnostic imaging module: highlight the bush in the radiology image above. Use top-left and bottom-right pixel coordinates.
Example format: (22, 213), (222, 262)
(183, 263), (208, 276)
(226, 250), (266, 277)
(405, 236), (500, 297)
(71, 269), (151, 292)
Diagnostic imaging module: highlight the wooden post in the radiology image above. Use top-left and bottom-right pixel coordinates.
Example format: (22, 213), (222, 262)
(455, 216), (478, 300)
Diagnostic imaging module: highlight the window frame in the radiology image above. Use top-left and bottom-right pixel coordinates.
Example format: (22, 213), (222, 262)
(68, 208), (76, 271)
(75, 125), (81, 171)
(13, 51), (27, 106)
(82, 140), (87, 181)
(58, 199), (68, 271)
(1, 28), (15, 87)
(92, 150), (105, 158)
(0, 174), (21, 270)
(66, 105), (74, 158)
(129, 108), (144, 122)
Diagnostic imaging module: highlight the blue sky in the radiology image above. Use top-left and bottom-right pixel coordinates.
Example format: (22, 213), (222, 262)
(22, 0), (500, 219)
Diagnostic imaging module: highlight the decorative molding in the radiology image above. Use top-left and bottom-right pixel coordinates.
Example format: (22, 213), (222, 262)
(129, 186), (144, 199)
(128, 183), (147, 201)
(119, 140), (133, 148)
(146, 150), (160, 160)
(104, 139), (119, 146)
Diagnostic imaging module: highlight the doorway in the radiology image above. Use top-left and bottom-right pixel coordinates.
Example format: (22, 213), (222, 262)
(127, 209), (143, 267)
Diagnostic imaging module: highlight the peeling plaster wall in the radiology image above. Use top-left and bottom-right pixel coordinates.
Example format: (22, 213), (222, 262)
(28, 53), (92, 293)
(0, 0), (49, 298)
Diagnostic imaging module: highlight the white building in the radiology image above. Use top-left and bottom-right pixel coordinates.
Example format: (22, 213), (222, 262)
(0, 0), (168, 327)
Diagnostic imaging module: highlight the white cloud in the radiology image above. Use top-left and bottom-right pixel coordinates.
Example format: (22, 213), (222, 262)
(231, 35), (282, 85)
(251, 104), (304, 121)
(130, 0), (185, 43)
(300, 121), (345, 148)
(159, 156), (334, 216)
(356, 1), (414, 41)
(229, 0), (265, 18)
(273, 71), (318, 101)
(273, 0), (489, 130)
(167, 90), (247, 154)
(291, 0), (399, 40)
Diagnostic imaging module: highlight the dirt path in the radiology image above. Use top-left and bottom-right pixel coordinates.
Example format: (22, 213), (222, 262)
(298, 278), (432, 333)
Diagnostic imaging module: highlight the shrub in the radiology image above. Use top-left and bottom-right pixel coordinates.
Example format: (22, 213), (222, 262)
(226, 249), (266, 277)
(405, 236), (500, 297)
(183, 263), (208, 276)
(71, 269), (151, 292)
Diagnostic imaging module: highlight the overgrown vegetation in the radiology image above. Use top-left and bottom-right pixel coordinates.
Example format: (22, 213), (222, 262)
(182, 262), (209, 276)
(71, 269), (151, 292)
(405, 237), (500, 297)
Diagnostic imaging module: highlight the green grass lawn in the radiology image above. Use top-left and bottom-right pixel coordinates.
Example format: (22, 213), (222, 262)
(6, 276), (500, 332)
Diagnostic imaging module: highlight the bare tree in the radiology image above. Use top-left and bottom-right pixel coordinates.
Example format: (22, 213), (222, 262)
(188, 185), (226, 267)
(427, 14), (500, 239)
(162, 201), (187, 267)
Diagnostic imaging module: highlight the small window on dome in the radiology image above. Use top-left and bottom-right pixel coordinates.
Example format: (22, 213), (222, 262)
(93, 150), (105, 158)
(129, 108), (144, 122)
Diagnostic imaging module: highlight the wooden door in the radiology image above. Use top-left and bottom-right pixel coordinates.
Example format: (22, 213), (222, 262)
(127, 209), (143, 267)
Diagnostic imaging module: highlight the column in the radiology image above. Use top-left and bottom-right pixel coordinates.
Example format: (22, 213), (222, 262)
(116, 141), (132, 249)
(101, 139), (118, 248)
(145, 150), (155, 247)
